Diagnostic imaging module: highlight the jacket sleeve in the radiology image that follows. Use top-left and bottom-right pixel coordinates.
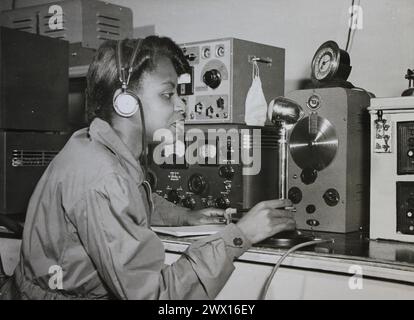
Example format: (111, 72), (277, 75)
(150, 193), (189, 227)
(68, 173), (251, 300)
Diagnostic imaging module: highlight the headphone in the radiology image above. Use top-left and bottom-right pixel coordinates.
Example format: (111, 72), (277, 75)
(113, 39), (150, 183)
(113, 39), (143, 117)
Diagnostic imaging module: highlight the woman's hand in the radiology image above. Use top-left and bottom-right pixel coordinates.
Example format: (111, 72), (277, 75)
(184, 208), (226, 226)
(236, 199), (296, 244)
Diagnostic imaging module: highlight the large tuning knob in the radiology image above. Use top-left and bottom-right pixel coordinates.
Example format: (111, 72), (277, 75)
(203, 69), (222, 89)
(188, 174), (207, 195)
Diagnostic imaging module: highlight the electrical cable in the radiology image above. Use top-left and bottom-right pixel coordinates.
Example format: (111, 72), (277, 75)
(345, 0), (356, 52)
(348, 0), (361, 52)
(260, 238), (334, 300)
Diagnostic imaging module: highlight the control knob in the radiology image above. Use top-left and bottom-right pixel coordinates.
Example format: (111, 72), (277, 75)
(203, 69), (222, 89)
(182, 196), (197, 210)
(218, 165), (235, 180)
(167, 190), (180, 204)
(215, 196), (230, 209)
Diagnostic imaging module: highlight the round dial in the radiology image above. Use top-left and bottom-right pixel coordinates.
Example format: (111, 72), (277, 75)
(311, 41), (351, 82)
(313, 48), (335, 81)
(188, 174), (207, 195)
(202, 47), (211, 59)
(203, 69), (222, 89)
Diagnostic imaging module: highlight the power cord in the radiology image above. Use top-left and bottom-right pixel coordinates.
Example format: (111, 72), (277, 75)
(259, 238), (334, 300)
(345, 0), (356, 52)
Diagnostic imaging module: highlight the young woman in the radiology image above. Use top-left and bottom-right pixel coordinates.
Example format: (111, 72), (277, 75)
(10, 36), (295, 299)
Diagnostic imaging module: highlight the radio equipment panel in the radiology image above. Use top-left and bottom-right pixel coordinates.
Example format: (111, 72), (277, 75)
(286, 88), (371, 233)
(369, 97), (414, 242)
(179, 38), (285, 124)
(148, 124), (279, 210)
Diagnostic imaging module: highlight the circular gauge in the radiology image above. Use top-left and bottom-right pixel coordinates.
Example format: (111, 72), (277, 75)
(202, 47), (211, 59)
(216, 45), (225, 57)
(311, 41), (351, 82)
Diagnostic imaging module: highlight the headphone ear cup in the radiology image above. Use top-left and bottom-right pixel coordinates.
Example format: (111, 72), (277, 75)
(113, 88), (140, 117)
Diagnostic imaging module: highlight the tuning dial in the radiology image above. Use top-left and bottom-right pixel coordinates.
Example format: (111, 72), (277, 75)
(182, 196), (196, 210)
(218, 165), (235, 180)
(215, 196), (230, 209)
(408, 149), (414, 158)
(167, 189), (180, 204)
(188, 174), (207, 195)
(203, 69), (222, 89)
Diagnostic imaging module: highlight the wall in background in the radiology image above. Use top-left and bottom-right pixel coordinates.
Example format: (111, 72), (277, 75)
(1, 0), (413, 97)
(104, 0), (413, 98)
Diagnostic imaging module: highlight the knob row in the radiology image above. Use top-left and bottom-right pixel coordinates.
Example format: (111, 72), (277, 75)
(166, 189), (230, 210)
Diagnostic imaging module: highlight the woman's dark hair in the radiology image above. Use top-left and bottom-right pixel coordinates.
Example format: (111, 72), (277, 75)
(86, 36), (190, 124)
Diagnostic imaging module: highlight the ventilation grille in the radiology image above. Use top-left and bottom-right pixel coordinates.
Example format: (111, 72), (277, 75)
(10, 16), (36, 33)
(12, 150), (59, 167)
(96, 14), (122, 41)
(41, 13), (67, 40)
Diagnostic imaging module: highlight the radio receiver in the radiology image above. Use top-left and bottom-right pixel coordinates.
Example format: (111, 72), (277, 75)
(286, 88), (371, 233)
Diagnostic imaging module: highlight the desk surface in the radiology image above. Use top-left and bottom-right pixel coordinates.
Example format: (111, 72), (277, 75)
(2, 230), (414, 285)
(160, 230), (414, 285)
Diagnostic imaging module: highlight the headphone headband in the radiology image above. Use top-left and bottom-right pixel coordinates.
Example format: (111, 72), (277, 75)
(116, 39), (143, 90)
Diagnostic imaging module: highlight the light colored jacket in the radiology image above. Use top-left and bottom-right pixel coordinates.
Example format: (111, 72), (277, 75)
(13, 118), (251, 299)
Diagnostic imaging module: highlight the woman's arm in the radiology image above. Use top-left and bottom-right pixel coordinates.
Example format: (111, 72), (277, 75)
(69, 173), (251, 299)
(150, 193), (188, 226)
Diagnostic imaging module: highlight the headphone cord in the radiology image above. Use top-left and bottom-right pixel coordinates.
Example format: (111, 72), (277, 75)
(137, 99), (148, 179)
(259, 238), (334, 300)
(137, 100), (155, 217)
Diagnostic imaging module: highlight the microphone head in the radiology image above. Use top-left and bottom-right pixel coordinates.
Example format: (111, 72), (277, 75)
(268, 96), (304, 125)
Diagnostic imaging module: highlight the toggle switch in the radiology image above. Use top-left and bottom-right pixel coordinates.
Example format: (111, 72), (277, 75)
(206, 106), (214, 118)
(195, 102), (203, 114)
(216, 97), (225, 109)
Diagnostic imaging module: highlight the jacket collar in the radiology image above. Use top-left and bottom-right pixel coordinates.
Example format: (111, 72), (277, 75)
(88, 118), (145, 183)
